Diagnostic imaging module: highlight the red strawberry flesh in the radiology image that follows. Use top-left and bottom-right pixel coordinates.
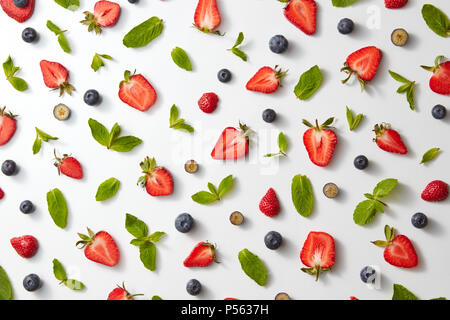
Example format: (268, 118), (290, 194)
(284, 0), (317, 35)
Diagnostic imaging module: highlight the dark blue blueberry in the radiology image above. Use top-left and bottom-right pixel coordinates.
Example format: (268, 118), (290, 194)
(432, 104), (446, 119)
(175, 213), (194, 233)
(186, 279), (201, 296)
(13, 0), (28, 8)
(354, 155), (368, 170)
(411, 212), (428, 229)
(23, 274), (41, 291)
(22, 27), (37, 43)
(2, 160), (17, 176)
(264, 231), (282, 250)
(262, 109), (276, 123)
(217, 69), (232, 83)
(338, 18), (354, 34)
(83, 89), (100, 106)
(269, 35), (288, 54)
(128, 0), (138, 3)
(360, 266), (376, 283)
(20, 200), (34, 214)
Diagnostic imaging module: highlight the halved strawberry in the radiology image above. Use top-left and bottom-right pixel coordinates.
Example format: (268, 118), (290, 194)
(302, 118), (337, 167)
(54, 150), (83, 180)
(119, 70), (157, 112)
(246, 66), (287, 94)
(300, 231), (335, 281)
(284, 0), (316, 35)
(107, 283), (142, 300)
(76, 228), (120, 267)
(0, 107), (17, 146)
(341, 46), (382, 90)
(211, 122), (252, 160)
(384, 0), (408, 9)
(81, 0), (121, 34)
(421, 180), (449, 202)
(421, 56), (450, 95)
(259, 188), (280, 217)
(39, 60), (75, 96)
(372, 225), (418, 268)
(0, 0), (34, 23)
(138, 157), (173, 196)
(194, 0), (221, 34)
(373, 123), (407, 154)
(184, 242), (218, 267)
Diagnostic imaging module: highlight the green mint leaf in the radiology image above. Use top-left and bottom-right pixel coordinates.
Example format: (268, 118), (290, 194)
(139, 242), (157, 271)
(32, 136), (42, 155)
(8, 77), (28, 91)
(421, 4), (450, 38)
(147, 231), (165, 242)
(208, 182), (219, 196)
(172, 122), (194, 133)
(430, 297), (447, 300)
(353, 199), (378, 225)
(420, 147), (440, 164)
(57, 34), (71, 53)
(152, 295), (162, 300)
(0, 266), (13, 300)
(54, 0), (79, 11)
(95, 177), (120, 201)
(291, 174), (313, 217)
(389, 71), (415, 110)
(125, 213), (149, 239)
(192, 191), (219, 204)
(238, 249), (267, 286)
(397, 83), (410, 93)
(91, 53), (112, 72)
(3, 56), (27, 91)
(228, 32), (247, 61)
(171, 47), (192, 71)
(392, 284), (419, 300)
(169, 105), (194, 133)
(88, 118), (110, 147)
(46, 188), (68, 229)
(108, 123), (121, 146)
(46, 20), (62, 34)
(406, 84), (415, 110)
(109, 136), (142, 152)
(294, 65), (322, 100)
(332, 0), (358, 7)
(2, 55), (15, 77)
(218, 175), (233, 198)
(36, 128), (58, 142)
(169, 104), (178, 124)
(373, 178), (398, 198)
(130, 239), (147, 247)
(65, 279), (85, 290)
(278, 132), (288, 153)
(388, 70), (411, 84)
(351, 113), (363, 130)
(123, 17), (164, 48)
(52, 258), (67, 281)
(233, 32), (244, 47)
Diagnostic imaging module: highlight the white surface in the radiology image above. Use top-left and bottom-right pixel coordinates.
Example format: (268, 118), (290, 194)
(0, 0), (449, 300)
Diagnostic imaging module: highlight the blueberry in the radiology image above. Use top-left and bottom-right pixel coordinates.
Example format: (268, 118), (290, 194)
(23, 274), (41, 291)
(338, 18), (354, 34)
(13, 0), (28, 8)
(432, 104), (446, 119)
(269, 35), (288, 54)
(175, 213), (194, 233)
(128, 0), (138, 3)
(411, 212), (428, 229)
(2, 160), (17, 176)
(83, 89), (100, 106)
(264, 231), (282, 250)
(360, 266), (376, 283)
(217, 69), (232, 83)
(354, 155), (368, 170)
(186, 279), (202, 296)
(22, 27), (37, 43)
(262, 109), (276, 123)
(20, 200), (34, 214)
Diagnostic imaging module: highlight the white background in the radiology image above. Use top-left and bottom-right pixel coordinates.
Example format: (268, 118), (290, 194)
(0, 0), (449, 300)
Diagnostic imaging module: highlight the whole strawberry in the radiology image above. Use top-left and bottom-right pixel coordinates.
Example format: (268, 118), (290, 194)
(81, 0), (121, 34)
(421, 56), (450, 95)
(184, 242), (218, 267)
(372, 225), (418, 268)
(300, 231), (335, 281)
(138, 157), (173, 196)
(39, 60), (75, 96)
(373, 123), (407, 154)
(259, 188), (280, 217)
(198, 92), (218, 113)
(54, 150), (83, 179)
(385, 0), (408, 9)
(76, 228), (120, 267)
(303, 118), (337, 167)
(10, 235), (38, 258)
(246, 66), (287, 94)
(107, 283), (142, 300)
(341, 46), (382, 90)
(0, 107), (17, 146)
(421, 180), (448, 202)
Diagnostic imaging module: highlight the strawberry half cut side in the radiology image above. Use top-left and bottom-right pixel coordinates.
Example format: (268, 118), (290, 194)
(183, 242), (219, 267)
(341, 46), (382, 91)
(0, 107), (17, 146)
(81, 0), (121, 34)
(39, 60), (75, 96)
(107, 282), (143, 300)
(373, 123), (408, 155)
(211, 122), (253, 160)
(118, 70), (157, 112)
(193, 0), (222, 35)
(300, 231), (335, 281)
(76, 228), (120, 267)
(302, 117), (337, 167)
(246, 66), (288, 94)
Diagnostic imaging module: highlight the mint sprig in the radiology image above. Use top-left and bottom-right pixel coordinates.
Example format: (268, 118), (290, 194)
(420, 147), (440, 164)
(388, 70), (416, 110)
(0, 266), (13, 300)
(238, 249), (267, 286)
(192, 175), (233, 204)
(125, 213), (165, 271)
(3, 56), (28, 92)
(353, 178), (398, 225)
(171, 47), (192, 71)
(52, 258), (85, 290)
(88, 118), (142, 152)
(346, 106), (363, 131)
(265, 132), (288, 157)
(91, 53), (112, 72)
(46, 20), (71, 53)
(169, 105), (194, 133)
(32, 127), (58, 155)
(228, 32), (247, 61)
